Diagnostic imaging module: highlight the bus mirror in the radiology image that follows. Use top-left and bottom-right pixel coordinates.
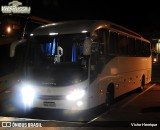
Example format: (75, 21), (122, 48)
(10, 39), (26, 57)
(83, 37), (92, 56)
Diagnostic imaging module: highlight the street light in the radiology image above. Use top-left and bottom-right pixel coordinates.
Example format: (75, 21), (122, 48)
(156, 39), (160, 53)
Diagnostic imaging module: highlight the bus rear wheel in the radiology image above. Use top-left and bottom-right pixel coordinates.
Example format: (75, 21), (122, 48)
(137, 76), (145, 92)
(105, 92), (111, 109)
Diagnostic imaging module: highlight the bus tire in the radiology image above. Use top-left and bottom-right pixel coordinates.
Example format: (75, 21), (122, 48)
(137, 75), (145, 92)
(105, 85), (114, 110)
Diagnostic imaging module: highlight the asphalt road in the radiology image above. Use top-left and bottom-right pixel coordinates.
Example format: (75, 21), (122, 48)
(0, 83), (160, 130)
(0, 63), (160, 130)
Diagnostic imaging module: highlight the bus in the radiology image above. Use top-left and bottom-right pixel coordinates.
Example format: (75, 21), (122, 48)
(11, 20), (151, 113)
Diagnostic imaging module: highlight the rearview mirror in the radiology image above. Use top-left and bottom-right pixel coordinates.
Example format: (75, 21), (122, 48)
(10, 39), (26, 57)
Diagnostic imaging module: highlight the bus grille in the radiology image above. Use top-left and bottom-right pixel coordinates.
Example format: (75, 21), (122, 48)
(38, 95), (66, 100)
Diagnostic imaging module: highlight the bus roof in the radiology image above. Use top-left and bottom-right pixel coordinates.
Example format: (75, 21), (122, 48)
(31, 20), (149, 42)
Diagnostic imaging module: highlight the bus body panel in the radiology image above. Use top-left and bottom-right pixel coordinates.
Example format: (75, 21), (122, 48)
(23, 20), (151, 111)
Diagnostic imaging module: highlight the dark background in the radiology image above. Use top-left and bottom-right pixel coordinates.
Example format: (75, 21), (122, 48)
(1, 0), (160, 38)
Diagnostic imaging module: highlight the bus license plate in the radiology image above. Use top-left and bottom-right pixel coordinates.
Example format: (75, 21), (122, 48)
(43, 102), (56, 107)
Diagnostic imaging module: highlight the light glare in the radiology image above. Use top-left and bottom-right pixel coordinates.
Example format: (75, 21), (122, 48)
(66, 89), (85, 101)
(7, 26), (11, 33)
(21, 84), (35, 107)
(81, 30), (88, 33)
(49, 32), (58, 35)
(30, 33), (34, 36)
(77, 101), (83, 106)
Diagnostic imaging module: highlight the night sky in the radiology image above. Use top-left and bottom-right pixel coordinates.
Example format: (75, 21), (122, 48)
(1, 0), (160, 34)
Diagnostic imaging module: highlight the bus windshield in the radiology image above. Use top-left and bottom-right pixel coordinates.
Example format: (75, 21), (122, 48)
(26, 33), (89, 86)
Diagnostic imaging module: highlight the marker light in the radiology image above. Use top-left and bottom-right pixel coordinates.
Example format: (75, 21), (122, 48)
(66, 89), (85, 101)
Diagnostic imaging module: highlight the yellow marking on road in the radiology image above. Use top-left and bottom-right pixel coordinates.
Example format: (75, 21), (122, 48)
(120, 83), (156, 108)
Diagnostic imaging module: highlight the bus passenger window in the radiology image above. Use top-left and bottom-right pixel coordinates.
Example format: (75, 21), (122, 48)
(135, 40), (141, 56)
(109, 31), (118, 55)
(128, 37), (135, 56)
(90, 43), (99, 79)
(92, 29), (109, 74)
(92, 29), (109, 56)
(118, 35), (128, 55)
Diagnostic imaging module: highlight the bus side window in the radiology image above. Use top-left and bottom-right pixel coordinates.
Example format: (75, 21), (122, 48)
(146, 43), (151, 57)
(108, 31), (118, 55)
(118, 34), (128, 55)
(90, 43), (99, 81)
(128, 37), (135, 56)
(135, 39), (141, 56)
(91, 29), (109, 76)
(92, 29), (109, 56)
(141, 41), (151, 57)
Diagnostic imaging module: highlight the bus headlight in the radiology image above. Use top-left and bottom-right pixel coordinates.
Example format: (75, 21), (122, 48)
(66, 89), (85, 101)
(21, 83), (36, 106)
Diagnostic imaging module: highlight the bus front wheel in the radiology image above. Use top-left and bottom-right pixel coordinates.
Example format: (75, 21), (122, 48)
(105, 85), (114, 110)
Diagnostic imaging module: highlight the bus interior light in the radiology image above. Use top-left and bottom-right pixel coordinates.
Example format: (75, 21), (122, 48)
(49, 32), (58, 35)
(81, 30), (88, 33)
